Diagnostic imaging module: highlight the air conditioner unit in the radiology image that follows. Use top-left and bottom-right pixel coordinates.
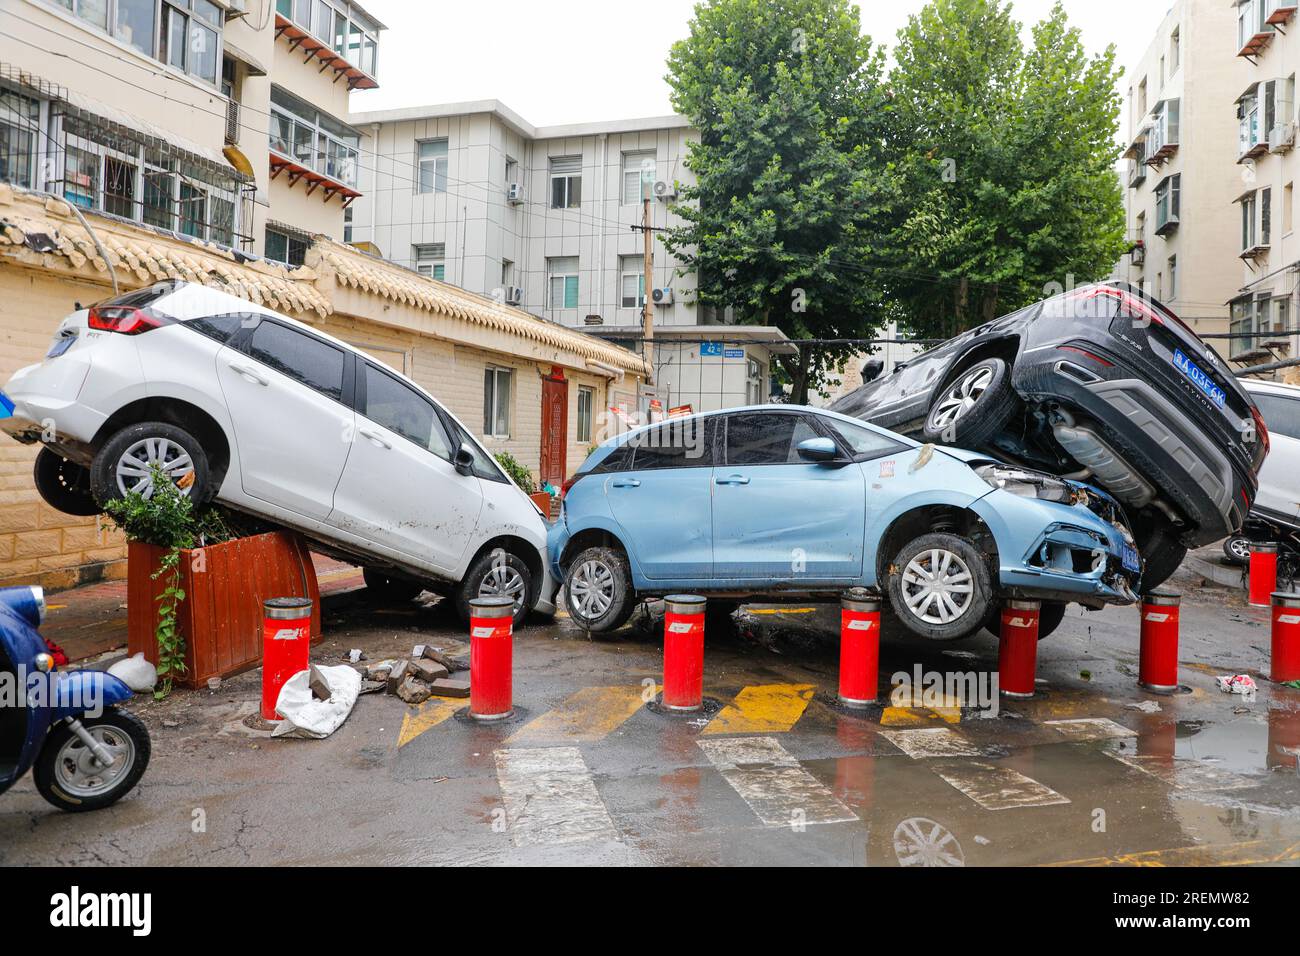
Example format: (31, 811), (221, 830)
(583, 314), (604, 326)
(652, 287), (674, 306)
(1270, 122), (1297, 153)
(504, 286), (523, 306)
(506, 183), (525, 204)
(653, 180), (677, 201)
(223, 0), (248, 17)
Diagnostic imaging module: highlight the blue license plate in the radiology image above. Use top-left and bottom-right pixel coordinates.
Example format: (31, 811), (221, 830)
(46, 335), (75, 359)
(0, 392), (12, 420)
(1172, 348), (1226, 409)
(1121, 543), (1141, 574)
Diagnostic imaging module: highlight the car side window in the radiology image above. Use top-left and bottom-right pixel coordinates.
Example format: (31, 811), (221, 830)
(724, 412), (819, 465)
(363, 364), (452, 459)
(590, 444), (634, 474)
(188, 312), (255, 344)
(1253, 394), (1300, 441)
(823, 417), (905, 460)
(629, 417), (713, 470)
(246, 322), (345, 401)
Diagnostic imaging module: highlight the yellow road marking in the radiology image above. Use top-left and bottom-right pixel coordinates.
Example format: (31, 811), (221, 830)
(398, 698), (463, 748)
(506, 685), (656, 744)
(745, 607), (817, 615)
(1047, 839), (1300, 867)
(882, 690), (963, 726)
(702, 683), (816, 735)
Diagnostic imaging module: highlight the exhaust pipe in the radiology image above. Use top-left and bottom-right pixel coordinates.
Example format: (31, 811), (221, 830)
(1050, 410), (1155, 509)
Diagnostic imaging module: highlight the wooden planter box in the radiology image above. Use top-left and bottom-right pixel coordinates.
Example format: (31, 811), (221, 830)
(127, 531), (321, 688)
(529, 491), (553, 515)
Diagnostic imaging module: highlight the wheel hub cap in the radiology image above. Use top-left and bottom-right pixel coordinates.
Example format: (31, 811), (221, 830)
(568, 560), (615, 620)
(115, 437), (195, 498)
(478, 564), (527, 614)
(894, 817), (965, 867)
(53, 726), (134, 798)
(901, 548), (975, 625)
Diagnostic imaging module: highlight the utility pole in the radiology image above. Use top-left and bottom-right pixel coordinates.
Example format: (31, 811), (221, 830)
(642, 188), (655, 385)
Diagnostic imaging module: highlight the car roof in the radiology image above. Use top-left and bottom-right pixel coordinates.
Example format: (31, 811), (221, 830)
(1240, 377), (1300, 396)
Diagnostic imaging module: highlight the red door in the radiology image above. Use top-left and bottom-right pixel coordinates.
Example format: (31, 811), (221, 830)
(540, 370), (569, 488)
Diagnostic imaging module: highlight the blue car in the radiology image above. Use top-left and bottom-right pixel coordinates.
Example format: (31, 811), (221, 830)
(548, 406), (1141, 640)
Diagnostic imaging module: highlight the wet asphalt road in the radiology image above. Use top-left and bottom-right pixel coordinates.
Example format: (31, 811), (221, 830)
(2, 567), (1300, 867)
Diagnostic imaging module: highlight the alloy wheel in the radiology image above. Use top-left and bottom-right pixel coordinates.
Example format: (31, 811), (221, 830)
(478, 562), (527, 614)
(900, 548), (975, 625)
(1229, 537), (1252, 561)
(115, 437), (195, 498)
(52, 725), (135, 799)
(930, 366), (994, 430)
(568, 559), (615, 620)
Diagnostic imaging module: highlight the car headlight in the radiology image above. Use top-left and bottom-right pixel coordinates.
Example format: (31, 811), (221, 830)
(975, 464), (1078, 504)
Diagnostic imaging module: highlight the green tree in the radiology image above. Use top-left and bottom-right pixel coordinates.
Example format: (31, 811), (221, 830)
(886, 0), (1127, 339)
(664, 0), (897, 403)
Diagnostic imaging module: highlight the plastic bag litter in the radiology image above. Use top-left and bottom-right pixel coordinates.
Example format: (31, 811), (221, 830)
(107, 652), (157, 692)
(1216, 674), (1258, 696)
(272, 664), (362, 739)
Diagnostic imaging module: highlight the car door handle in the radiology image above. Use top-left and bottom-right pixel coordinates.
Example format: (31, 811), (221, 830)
(610, 478), (641, 488)
(715, 475), (750, 485)
(359, 428), (392, 449)
(227, 362), (268, 386)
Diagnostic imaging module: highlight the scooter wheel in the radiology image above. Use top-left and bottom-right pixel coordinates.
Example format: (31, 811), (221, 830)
(33, 708), (151, 812)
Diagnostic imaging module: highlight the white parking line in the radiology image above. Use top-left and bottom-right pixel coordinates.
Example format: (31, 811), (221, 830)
(1104, 750), (1258, 793)
(929, 761), (1072, 811)
(493, 747), (618, 847)
(696, 737), (858, 827)
(1045, 718), (1137, 742)
(879, 727), (986, 758)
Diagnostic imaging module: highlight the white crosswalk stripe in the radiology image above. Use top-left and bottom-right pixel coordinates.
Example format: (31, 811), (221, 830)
(493, 747), (618, 847)
(929, 760), (1071, 810)
(879, 726), (987, 758)
(1045, 718), (1137, 742)
(697, 736), (858, 827)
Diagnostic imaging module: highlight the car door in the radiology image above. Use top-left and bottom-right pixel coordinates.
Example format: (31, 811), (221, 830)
(1249, 389), (1300, 522)
(214, 319), (355, 521)
(604, 416), (716, 581)
(329, 362), (484, 574)
(712, 410), (866, 581)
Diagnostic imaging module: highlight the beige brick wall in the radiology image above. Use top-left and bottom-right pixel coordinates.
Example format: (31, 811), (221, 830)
(0, 270), (128, 590)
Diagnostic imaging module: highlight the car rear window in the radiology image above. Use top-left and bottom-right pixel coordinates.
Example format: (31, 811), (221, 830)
(629, 417), (713, 469)
(1252, 393), (1300, 440)
(91, 280), (182, 310)
(187, 312), (255, 344)
(247, 322), (345, 401)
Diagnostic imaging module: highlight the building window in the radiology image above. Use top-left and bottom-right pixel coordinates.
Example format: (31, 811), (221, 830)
(1170, 27), (1180, 72)
(550, 156), (581, 209)
(416, 139), (448, 194)
(1155, 173), (1180, 234)
(1137, 77), (1147, 117)
(114, 0), (156, 56)
(0, 89), (38, 189)
(483, 367), (512, 438)
(1263, 186), (1273, 245)
(49, 0), (222, 83)
(1242, 192), (1259, 251)
(620, 256), (646, 308)
(414, 243), (445, 280)
(343, 205), (353, 244)
(622, 151), (654, 204)
(1286, 182), (1294, 234)
(266, 227), (308, 266)
(269, 86), (359, 186)
(577, 386), (594, 443)
(746, 357), (764, 405)
(1167, 255), (1177, 300)
(548, 257), (579, 309)
(276, 0), (380, 77)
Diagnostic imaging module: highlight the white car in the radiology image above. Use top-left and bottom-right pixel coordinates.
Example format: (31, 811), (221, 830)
(0, 280), (554, 626)
(1223, 378), (1300, 562)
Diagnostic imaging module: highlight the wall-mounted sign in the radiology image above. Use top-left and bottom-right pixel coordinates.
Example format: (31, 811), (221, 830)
(700, 342), (723, 356)
(723, 348), (744, 359)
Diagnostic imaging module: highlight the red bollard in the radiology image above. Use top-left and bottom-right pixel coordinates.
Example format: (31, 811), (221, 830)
(1270, 592), (1300, 683)
(261, 597), (313, 720)
(1250, 541), (1278, 608)
(469, 596), (515, 721)
(663, 594), (706, 711)
(1139, 588), (1181, 694)
(838, 590), (881, 708)
(998, 599), (1040, 699)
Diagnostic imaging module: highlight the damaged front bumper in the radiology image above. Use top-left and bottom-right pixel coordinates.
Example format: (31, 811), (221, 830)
(973, 489), (1140, 609)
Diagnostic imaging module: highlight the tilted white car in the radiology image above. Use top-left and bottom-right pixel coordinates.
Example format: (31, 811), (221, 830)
(0, 280), (555, 626)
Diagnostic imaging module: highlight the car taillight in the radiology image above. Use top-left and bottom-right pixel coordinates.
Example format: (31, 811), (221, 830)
(1058, 344), (1114, 367)
(1070, 286), (1193, 336)
(1252, 405), (1270, 457)
(87, 306), (163, 335)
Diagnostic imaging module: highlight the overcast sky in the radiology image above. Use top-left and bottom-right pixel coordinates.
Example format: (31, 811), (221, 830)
(352, 0), (1172, 126)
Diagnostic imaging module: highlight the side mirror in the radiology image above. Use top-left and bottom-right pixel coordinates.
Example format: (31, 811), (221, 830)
(796, 437), (839, 463)
(454, 445), (476, 477)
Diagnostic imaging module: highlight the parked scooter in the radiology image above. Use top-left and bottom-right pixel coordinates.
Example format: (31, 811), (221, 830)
(0, 586), (150, 811)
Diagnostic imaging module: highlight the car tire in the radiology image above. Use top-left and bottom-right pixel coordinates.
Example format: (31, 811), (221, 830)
(1133, 518), (1187, 591)
(981, 599), (1067, 641)
(456, 549), (533, 630)
(1222, 533), (1252, 566)
(921, 357), (1018, 448)
(362, 567), (426, 603)
(92, 422), (212, 507)
(34, 448), (100, 517)
(564, 546), (635, 634)
(33, 708), (150, 812)
(888, 532), (992, 640)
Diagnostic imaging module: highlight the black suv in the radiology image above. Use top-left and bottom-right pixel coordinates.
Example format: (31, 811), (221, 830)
(831, 282), (1267, 589)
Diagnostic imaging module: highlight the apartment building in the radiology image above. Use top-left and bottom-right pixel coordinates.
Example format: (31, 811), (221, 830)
(1116, 0), (1250, 358)
(348, 101), (794, 416)
(1225, 0), (1300, 376)
(0, 1), (648, 590)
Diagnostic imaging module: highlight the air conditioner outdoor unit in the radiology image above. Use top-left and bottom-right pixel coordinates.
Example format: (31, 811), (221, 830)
(584, 314), (604, 326)
(653, 180), (677, 201)
(1270, 122), (1297, 153)
(504, 286), (523, 306)
(506, 183), (525, 204)
(652, 287), (674, 306)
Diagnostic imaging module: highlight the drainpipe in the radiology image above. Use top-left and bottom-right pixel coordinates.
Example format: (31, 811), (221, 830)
(370, 123), (380, 244)
(586, 359), (624, 382)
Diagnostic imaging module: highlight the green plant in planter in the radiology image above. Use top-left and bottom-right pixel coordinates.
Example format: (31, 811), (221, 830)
(102, 466), (230, 699)
(493, 451), (536, 494)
